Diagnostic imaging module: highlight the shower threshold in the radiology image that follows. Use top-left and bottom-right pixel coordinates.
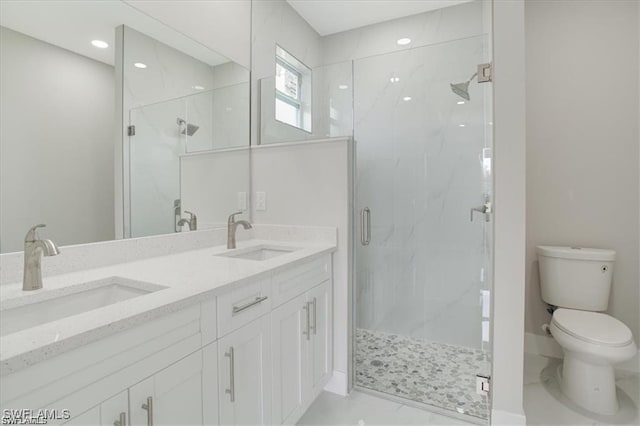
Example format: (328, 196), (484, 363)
(355, 328), (490, 422)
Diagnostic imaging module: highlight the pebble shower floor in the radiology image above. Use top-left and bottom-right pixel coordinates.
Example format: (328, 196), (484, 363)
(355, 328), (491, 420)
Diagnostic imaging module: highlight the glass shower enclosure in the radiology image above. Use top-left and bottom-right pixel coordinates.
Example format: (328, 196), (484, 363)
(353, 34), (493, 422)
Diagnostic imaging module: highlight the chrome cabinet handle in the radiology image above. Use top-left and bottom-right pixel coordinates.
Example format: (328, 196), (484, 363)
(113, 412), (126, 426)
(225, 347), (235, 402)
(303, 302), (311, 340)
(360, 207), (371, 246)
(311, 297), (317, 335)
(141, 397), (153, 426)
(232, 296), (268, 315)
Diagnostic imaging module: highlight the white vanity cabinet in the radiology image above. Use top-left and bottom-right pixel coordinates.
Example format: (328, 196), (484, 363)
(129, 350), (205, 426)
(64, 391), (128, 426)
(2, 251), (334, 426)
(217, 318), (271, 426)
(271, 293), (309, 425)
(269, 253), (332, 426)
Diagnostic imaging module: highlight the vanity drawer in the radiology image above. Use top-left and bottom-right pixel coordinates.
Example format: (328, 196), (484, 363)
(271, 255), (331, 307)
(217, 279), (271, 337)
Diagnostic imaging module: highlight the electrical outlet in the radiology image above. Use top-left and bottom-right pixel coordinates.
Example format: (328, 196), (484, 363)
(237, 192), (247, 211)
(255, 191), (266, 211)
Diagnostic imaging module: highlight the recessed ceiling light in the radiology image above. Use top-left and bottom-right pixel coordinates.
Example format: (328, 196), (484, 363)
(397, 38), (411, 46)
(389, 77), (400, 83)
(192, 85), (205, 90)
(457, 101), (465, 105)
(459, 124), (466, 127)
(402, 96), (412, 101)
(338, 84), (349, 90)
(134, 62), (147, 69)
(91, 40), (109, 49)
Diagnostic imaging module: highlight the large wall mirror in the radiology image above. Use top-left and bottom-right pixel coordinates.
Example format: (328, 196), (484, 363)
(0, 0), (250, 253)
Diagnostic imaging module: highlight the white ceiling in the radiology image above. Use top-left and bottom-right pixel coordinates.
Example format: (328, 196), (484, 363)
(287, 0), (472, 36)
(0, 0), (229, 67)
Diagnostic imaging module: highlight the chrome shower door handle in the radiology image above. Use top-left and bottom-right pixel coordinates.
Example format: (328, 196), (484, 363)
(360, 207), (371, 246)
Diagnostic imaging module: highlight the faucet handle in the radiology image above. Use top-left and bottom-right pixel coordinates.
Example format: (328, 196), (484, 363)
(25, 224), (46, 242)
(184, 210), (196, 219)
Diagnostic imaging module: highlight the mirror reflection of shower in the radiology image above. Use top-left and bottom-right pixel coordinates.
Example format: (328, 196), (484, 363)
(177, 117), (199, 136)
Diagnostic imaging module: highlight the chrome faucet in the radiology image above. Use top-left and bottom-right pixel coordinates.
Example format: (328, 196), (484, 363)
(227, 211), (252, 249)
(178, 210), (198, 231)
(23, 224), (60, 291)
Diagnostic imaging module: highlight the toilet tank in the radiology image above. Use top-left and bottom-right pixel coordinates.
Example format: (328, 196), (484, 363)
(536, 246), (616, 311)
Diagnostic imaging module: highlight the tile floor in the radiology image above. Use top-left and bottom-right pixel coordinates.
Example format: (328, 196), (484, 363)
(298, 352), (639, 426)
(297, 390), (477, 426)
(355, 328), (490, 420)
(523, 353), (639, 426)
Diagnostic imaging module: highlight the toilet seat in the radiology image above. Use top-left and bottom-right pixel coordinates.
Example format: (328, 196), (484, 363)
(552, 308), (633, 347)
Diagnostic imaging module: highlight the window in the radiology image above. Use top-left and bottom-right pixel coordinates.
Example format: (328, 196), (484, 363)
(274, 45), (311, 132)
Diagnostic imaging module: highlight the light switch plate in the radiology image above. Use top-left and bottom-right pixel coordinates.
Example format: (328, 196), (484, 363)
(255, 192), (266, 211)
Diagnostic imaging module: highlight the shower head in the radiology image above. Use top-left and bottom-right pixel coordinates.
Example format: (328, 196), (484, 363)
(450, 72), (477, 101)
(177, 118), (200, 136)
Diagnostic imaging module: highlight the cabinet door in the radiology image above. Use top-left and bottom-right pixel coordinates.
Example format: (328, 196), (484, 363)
(271, 294), (309, 425)
(218, 317), (271, 426)
(64, 391), (128, 426)
(202, 342), (219, 426)
(308, 281), (332, 397)
(64, 405), (100, 425)
(130, 351), (204, 426)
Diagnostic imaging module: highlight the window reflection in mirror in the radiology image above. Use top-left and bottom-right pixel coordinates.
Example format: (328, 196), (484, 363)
(274, 45), (311, 132)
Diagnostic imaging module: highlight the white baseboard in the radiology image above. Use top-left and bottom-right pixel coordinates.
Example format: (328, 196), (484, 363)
(491, 409), (527, 426)
(324, 370), (349, 396)
(524, 332), (640, 373)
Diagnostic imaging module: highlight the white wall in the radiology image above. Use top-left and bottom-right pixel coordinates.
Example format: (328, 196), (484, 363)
(525, 0), (640, 344)
(0, 27), (115, 253)
(251, 138), (352, 394)
(122, 0), (251, 69)
(490, 0), (527, 424)
(181, 148), (250, 228)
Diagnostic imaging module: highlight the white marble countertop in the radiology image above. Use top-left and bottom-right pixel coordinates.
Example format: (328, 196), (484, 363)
(0, 239), (336, 375)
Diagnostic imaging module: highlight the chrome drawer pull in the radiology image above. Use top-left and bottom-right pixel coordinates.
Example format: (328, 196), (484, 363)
(225, 347), (235, 402)
(232, 296), (268, 314)
(311, 297), (317, 335)
(303, 302), (311, 340)
(141, 397), (153, 426)
(113, 412), (126, 426)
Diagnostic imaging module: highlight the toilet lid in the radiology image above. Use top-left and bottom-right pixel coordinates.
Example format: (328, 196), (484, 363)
(552, 309), (633, 347)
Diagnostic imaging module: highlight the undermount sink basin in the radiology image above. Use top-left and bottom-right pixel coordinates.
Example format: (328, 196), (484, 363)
(216, 245), (298, 261)
(0, 277), (167, 337)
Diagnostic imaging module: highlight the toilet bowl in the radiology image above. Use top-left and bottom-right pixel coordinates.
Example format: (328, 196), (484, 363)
(549, 308), (637, 415)
(536, 245), (638, 416)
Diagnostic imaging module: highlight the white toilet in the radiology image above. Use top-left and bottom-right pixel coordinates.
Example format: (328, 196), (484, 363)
(536, 246), (637, 415)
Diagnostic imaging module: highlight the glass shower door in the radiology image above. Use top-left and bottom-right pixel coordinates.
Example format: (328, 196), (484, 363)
(129, 97), (185, 238)
(354, 35), (493, 422)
